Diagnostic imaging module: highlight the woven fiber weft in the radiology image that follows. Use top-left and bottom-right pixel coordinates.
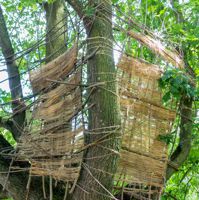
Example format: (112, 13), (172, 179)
(116, 54), (176, 199)
(15, 44), (83, 184)
(127, 31), (185, 69)
(30, 43), (78, 93)
(14, 46), (177, 200)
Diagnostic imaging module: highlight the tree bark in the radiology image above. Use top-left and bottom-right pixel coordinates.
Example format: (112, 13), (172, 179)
(166, 0), (195, 181)
(44, 0), (67, 62)
(166, 97), (193, 180)
(71, 1), (121, 200)
(0, 5), (26, 140)
(0, 135), (45, 200)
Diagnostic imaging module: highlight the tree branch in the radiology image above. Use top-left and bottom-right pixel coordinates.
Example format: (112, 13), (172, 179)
(65, 0), (92, 30)
(166, 97), (193, 180)
(44, 0), (67, 62)
(0, 117), (13, 133)
(166, 0), (195, 181)
(65, 0), (84, 19)
(0, 5), (26, 140)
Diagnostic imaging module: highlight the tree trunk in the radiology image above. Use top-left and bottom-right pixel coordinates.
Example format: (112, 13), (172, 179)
(0, 6), (26, 140)
(0, 135), (45, 200)
(166, 97), (193, 180)
(71, 1), (121, 200)
(166, 0), (194, 181)
(44, 0), (67, 62)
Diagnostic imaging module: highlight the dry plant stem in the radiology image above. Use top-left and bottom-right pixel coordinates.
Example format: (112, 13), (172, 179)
(42, 176), (47, 199)
(82, 163), (118, 200)
(114, 50), (176, 198)
(63, 182), (69, 200)
(49, 176), (53, 200)
(71, 1), (121, 200)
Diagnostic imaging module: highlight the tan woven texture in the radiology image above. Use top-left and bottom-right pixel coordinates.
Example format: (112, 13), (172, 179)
(30, 43), (78, 93)
(128, 31), (185, 69)
(13, 42), (177, 199)
(15, 44), (83, 183)
(17, 129), (83, 182)
(116, 54), (175, 199)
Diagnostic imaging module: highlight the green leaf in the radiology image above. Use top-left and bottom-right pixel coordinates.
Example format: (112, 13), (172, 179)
(162, 92), (171, 102)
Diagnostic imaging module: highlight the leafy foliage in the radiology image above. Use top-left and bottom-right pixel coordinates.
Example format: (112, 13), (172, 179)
(1, 128), (16, 146)
(113, 1), (199, 199)
(157, 131), (176, 145)
(0, 0), (198, 199)
(159, 68), (197, 102)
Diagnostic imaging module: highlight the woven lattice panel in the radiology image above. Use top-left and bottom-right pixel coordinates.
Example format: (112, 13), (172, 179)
(116, 54), (175, 199)
(17, 128), (83, 182)
(30, 43), (77, 93)
(14, 44), (83, 183)
(13, 46), (176, 199)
